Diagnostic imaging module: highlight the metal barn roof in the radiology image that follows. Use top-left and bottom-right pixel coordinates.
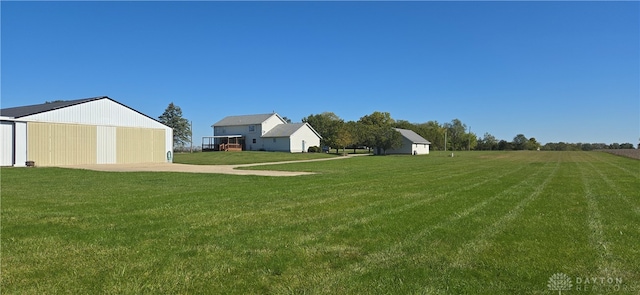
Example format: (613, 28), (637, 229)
(0, 96), (165, 126)
(394, 128), (431, 144)
(0, 97), (105, 118)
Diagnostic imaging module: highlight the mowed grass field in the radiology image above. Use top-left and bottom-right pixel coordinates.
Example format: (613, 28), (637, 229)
(173, 151), (338, 165)
(1, 151), (639, 294)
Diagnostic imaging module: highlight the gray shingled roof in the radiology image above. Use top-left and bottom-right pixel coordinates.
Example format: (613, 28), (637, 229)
(261, 123), (306, 137)
(262, 123), (323, 139)
(213, 113), (280, 127)
(395, 128), (431, 144)
(0, 96), (107, 118)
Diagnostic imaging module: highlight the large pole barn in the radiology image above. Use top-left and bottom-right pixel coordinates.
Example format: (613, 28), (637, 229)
(0, 96), (173, 167)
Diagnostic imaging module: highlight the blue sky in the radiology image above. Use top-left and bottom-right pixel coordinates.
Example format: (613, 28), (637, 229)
(2, 1), (638, 145)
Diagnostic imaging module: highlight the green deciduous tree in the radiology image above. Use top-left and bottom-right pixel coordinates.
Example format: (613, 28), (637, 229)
(527, 137), (541, 150)
(359, 111), (395, 127)
(376, 127), (403, 154)
(444, 119), (467, 151)
(302, 112), (343, 149)
(478, 132), (498, 150)
(513, 134), (528, 150)
(158, 102), (191, 148)
(464, 132), (478, 151)
(415, 121), (445, 151)
(335, 121), (356, 155)
(498, 140), (512, 150)
(358, 111), (403, 155)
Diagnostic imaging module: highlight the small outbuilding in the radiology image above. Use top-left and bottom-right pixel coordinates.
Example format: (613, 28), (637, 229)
(383, 128), (431, 155)
(0, 96), (173, 167)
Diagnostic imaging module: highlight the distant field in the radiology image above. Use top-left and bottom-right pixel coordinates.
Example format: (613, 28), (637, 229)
(2, 151), (639, 294)
(598, 149), (640, 160)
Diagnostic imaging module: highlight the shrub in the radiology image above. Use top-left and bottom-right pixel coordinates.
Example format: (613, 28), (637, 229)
(307, 146), (320, 153)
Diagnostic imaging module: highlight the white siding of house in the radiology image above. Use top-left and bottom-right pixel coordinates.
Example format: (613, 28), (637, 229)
(214, 124), (260, 150)
(267, 137), (291, 152)
(1, 121), (13, 166)
(261, 115), (286, 136)
(290, 125), (321, 153)
(212, 114), (321, 152)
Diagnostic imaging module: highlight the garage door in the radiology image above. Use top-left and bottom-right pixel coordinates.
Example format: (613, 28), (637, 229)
(27, 122), (97, 166)
(116, 127), (166, 163)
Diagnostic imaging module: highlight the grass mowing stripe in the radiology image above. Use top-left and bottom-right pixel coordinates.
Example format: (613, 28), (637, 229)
(578, 152), (640, 216)
(582, 151), (640, 180)
(450, 158), (561, 269)
(576, 158), (618, 280)
(199, 154), (503, 229)
(3, 151), (638, 294)
(225, 154), (535, 242)
(572, 152), (640, 288)
(227, 154), (540, 293)
(300, 156), (558, 293)
(226, 154), (506, 227)
(294, 157), (534, 247)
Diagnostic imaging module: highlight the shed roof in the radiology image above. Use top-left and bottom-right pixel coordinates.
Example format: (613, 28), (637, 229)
(0, 96), (165, 126)
(0, 96), (106, 118)
(213, 113), (284, 127)
(395, 128), (431, 144)
(262, 123), (322, 139)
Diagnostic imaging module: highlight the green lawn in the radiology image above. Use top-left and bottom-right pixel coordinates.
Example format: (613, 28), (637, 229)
(2, 151), (639, 294)
(174, 150), (337, 165)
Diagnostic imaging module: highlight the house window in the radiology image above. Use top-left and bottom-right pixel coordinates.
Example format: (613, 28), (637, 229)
(249, 125), (255, 132)
(252, 138), (256, 144)
(273, 138), (276, 143)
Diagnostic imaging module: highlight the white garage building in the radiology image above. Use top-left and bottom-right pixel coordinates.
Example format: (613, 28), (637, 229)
(0, 96), (173, 167)
(381, 128), (431, 155)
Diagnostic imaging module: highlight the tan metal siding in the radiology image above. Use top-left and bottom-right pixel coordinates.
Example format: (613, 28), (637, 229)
(154, 129), (166, 162)
(116, 127), (165, 163)
(27, 122), (97, 166)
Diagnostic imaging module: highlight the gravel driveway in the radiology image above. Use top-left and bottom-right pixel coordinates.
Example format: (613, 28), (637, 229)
(62, 154), (368, 176)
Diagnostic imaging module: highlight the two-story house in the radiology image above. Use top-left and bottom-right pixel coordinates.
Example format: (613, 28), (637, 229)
(204, 113), (321, 153)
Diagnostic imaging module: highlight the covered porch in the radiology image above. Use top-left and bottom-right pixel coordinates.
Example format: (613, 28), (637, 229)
(202, 135), (245, 151)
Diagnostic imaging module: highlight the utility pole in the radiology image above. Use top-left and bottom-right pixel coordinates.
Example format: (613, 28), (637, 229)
(190, 120), (193, 153)
(444, 130), (447, 152)
(468, 126), (471, 151)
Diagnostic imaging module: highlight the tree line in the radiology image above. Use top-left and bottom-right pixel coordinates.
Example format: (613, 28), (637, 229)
(301, 111), (636, 152)
(157, 103), (636, 152)
(302, 111), (481, 153)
